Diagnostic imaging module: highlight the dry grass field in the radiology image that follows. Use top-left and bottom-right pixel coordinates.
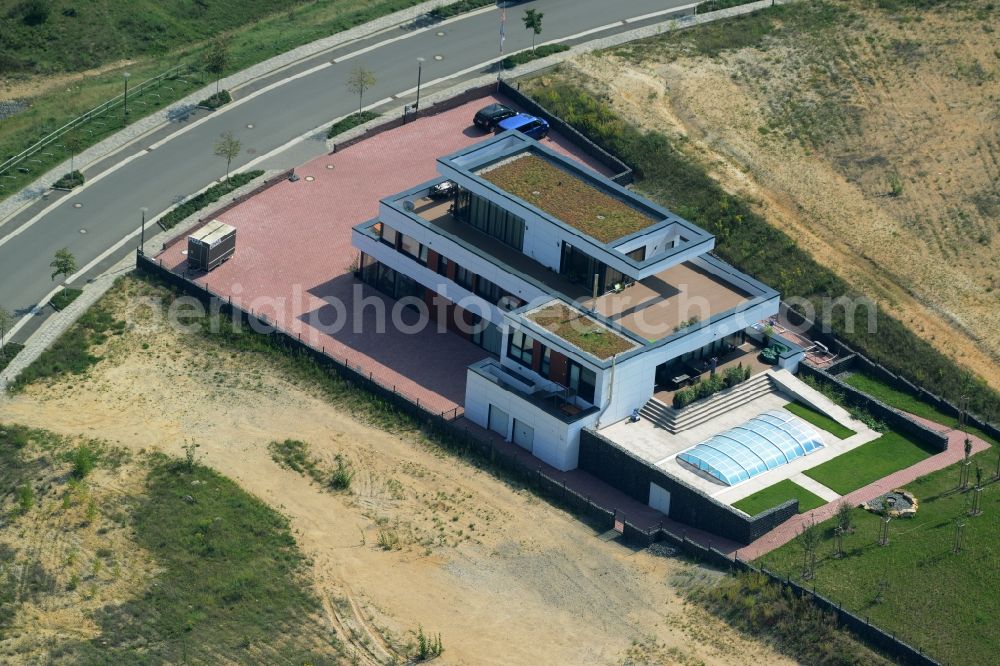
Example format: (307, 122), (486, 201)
(0, 276), (798, 665)
(545, 0), (1000, 387)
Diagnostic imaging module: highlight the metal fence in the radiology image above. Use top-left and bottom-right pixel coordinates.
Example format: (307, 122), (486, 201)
(0, 64), (190, 184)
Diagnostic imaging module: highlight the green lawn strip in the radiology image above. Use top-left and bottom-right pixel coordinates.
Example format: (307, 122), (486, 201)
(10, 297), (125, 391)
(430, 0), (494, 20)
(502, 44), (571, 69)
(757, 449), (1000, 665)
(50, 288), (83, 311)
(843, 371), (1000, 448)
(803, 430), (936, 495)
(159, 170), (264, 231)
(733, 478), (826, 516)
(784, 401), (855, 439)
(328, 110), (380, 139)
(519, 8), (1000, 424)
(0, 343), (25, 373)
(77, 456), (338, 663)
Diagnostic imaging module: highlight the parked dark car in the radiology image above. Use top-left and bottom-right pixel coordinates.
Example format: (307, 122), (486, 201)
(473, 103), (517, 131)
(495, 113), (550, 140)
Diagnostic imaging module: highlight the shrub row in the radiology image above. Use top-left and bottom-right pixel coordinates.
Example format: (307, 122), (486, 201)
(429, 0), (493, 20)
(52, 170), (84, 190)
(699, 0), (759, 12)
(501, 44), (570, 69)
(673, 363), (751, 408)
(158, 170), (264, 231)
(523, 79), (1000, 423)
(197, 89), (232, 109)
(327, 110), (379, 139)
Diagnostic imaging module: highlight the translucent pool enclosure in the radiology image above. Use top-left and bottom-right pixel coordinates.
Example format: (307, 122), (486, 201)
(677, 410), (825, 486)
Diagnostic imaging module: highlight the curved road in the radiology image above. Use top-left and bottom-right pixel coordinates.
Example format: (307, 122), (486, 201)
(0, 0), (691, 341)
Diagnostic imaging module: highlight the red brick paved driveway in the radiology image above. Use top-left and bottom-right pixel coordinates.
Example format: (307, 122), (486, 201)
(155, 95), (612, 413)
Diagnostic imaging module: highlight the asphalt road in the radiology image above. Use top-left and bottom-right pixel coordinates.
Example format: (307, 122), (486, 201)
(0, 0), (692, 340)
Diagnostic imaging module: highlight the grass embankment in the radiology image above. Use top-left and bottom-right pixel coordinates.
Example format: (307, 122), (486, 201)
(691, 571), (893, 666)
(0, 343), (24, 373)
(520, 15), (1000, 425)
(784, 402), (855, 440)
(0, 0), (429, 203)
(758, 450), (1000, 665)
(843, 370), (1000, 447)
(0, 423), (338, 662)
(159, 169), (263, 230)
(804, 430), (936, 495)
(733, 479), (826, 516)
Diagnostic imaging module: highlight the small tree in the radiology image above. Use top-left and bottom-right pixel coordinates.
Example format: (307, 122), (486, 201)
(0, 307), (13, 353)
(835, 501), (853, 534)
(522, 9), (544, 52)
(204, 35), (230, 95)
(64, 132), (82, 174)
(796, 519), (820, 580)
(213, 131), (241, 183)
(346, 65), (376, 117)
(50, 248), (77, 282)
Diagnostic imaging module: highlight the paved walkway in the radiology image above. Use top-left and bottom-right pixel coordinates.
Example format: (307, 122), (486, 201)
(736, 414), (992, 560)
(790, 472), (840, 502)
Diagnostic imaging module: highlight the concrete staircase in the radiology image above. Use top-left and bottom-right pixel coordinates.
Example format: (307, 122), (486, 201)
(639, 372), (776, 434)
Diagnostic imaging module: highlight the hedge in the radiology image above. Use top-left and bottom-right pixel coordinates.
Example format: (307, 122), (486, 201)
(327, 110), (379, 139)
(158, 170), (264, 231)
(50, 288), (83, 311)
(53, 170), (84, 190)
(197, 89), (232, 109)
(429, 0), (493, 20)
(502, 44), (570, 70)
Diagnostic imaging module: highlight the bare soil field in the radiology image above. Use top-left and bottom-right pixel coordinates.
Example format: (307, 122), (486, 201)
(0, 277), (795, 665)
(548, 0), (1000, 386)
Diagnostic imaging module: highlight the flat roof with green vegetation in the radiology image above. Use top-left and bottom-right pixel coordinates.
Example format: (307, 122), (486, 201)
(480, 154), (657, 243)
(758, 449), (1000, 665)
(733, 478), (826, 516)
(784, 402), (855, 440)
(803, 429), (937, 495)
(527, 302), (637, 360)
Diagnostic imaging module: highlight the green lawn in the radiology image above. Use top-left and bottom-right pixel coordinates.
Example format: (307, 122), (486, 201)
(757, 450), (1000, 665)
(733, 479), (826, 516)
(804, 430), (937, 495)
(784, 401), (855, 439)
(843, 370), (1000, 447)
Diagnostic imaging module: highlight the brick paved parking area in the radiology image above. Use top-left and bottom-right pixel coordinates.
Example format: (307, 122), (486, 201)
(155, 95), (613, 414)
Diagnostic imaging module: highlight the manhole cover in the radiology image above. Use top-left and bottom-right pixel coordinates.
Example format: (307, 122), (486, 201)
(531, 190), (540, 195)
(596, 214), (605, 220)
(181, 250), (188, 255)
(72, 202), (82, 208)
(436, 31), (445, 36)
(247, 123), (254, 129)
(434, 54), (444, 61)
(305, 176), (315, 182)
(79, 229), (87, 234)
(326, 164), (335, 170)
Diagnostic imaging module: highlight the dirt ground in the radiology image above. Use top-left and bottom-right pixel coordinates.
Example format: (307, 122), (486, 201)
(0, 278), (793, 665)
(544, 0), (1000, 388)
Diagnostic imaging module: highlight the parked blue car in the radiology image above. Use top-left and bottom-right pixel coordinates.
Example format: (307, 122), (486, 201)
(495, 113), (550, 140)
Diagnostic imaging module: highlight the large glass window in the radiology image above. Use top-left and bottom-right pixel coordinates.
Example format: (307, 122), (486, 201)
(541, 346), (551, 378)
(455, 265), (476, 292)
(380, 224), (398, 248)
(399, 234), (421, 260)
(568, 360), (596, 404)
(561, 242), (603, 290)
(507, 330), (534, 366)
(457, 191), (525, 250)
(475, 276), (503, 304)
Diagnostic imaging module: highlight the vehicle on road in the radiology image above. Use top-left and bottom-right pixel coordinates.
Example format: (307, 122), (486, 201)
(495, 113), (550, 140)
(473, 103), (517, 130)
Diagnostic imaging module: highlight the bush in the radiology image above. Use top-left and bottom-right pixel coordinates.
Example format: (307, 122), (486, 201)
(327, 110), (379, 139)
(501, 43), (570, 69)
(50, 287), (82, 311)
(673, 387), (695, 409)
(158, 170), (263, 231)
(71, 443), (96, 479)
(429, 0), (492, 20)
(723, 362), (751, 388)
(197, 89), (232, 109)
(329, 454), (353, 491)
(53, 170), (84, 190)
(0, 342), (24, 373)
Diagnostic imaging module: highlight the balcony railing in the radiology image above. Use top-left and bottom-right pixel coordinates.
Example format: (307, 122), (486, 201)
(469, 358), (598, 424)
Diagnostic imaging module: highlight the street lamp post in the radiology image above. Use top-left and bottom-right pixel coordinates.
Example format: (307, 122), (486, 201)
(139, 207), (148, 255)
(123, 72), (131, 124)
(415, 57), (425, 113)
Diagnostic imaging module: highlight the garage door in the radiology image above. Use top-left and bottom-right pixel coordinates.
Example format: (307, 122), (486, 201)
(512, 419), (534, 452)
(649, 482), (671, 515)
(488, 404), (509, 438)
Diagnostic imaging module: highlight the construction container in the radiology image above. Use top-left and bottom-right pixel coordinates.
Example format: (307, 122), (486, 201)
(187, 220), (236, 271)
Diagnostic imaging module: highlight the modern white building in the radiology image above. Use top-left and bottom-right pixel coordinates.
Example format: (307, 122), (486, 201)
(352, 132), (784, 471)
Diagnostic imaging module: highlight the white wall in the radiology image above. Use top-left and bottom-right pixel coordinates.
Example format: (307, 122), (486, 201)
(465, 368), (599, 470)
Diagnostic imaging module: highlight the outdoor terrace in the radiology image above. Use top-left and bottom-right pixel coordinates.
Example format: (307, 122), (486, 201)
(412, 197), (752, 343)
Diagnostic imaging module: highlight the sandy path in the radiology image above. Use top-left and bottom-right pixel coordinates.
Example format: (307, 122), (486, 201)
(0, 279), (791, 665)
